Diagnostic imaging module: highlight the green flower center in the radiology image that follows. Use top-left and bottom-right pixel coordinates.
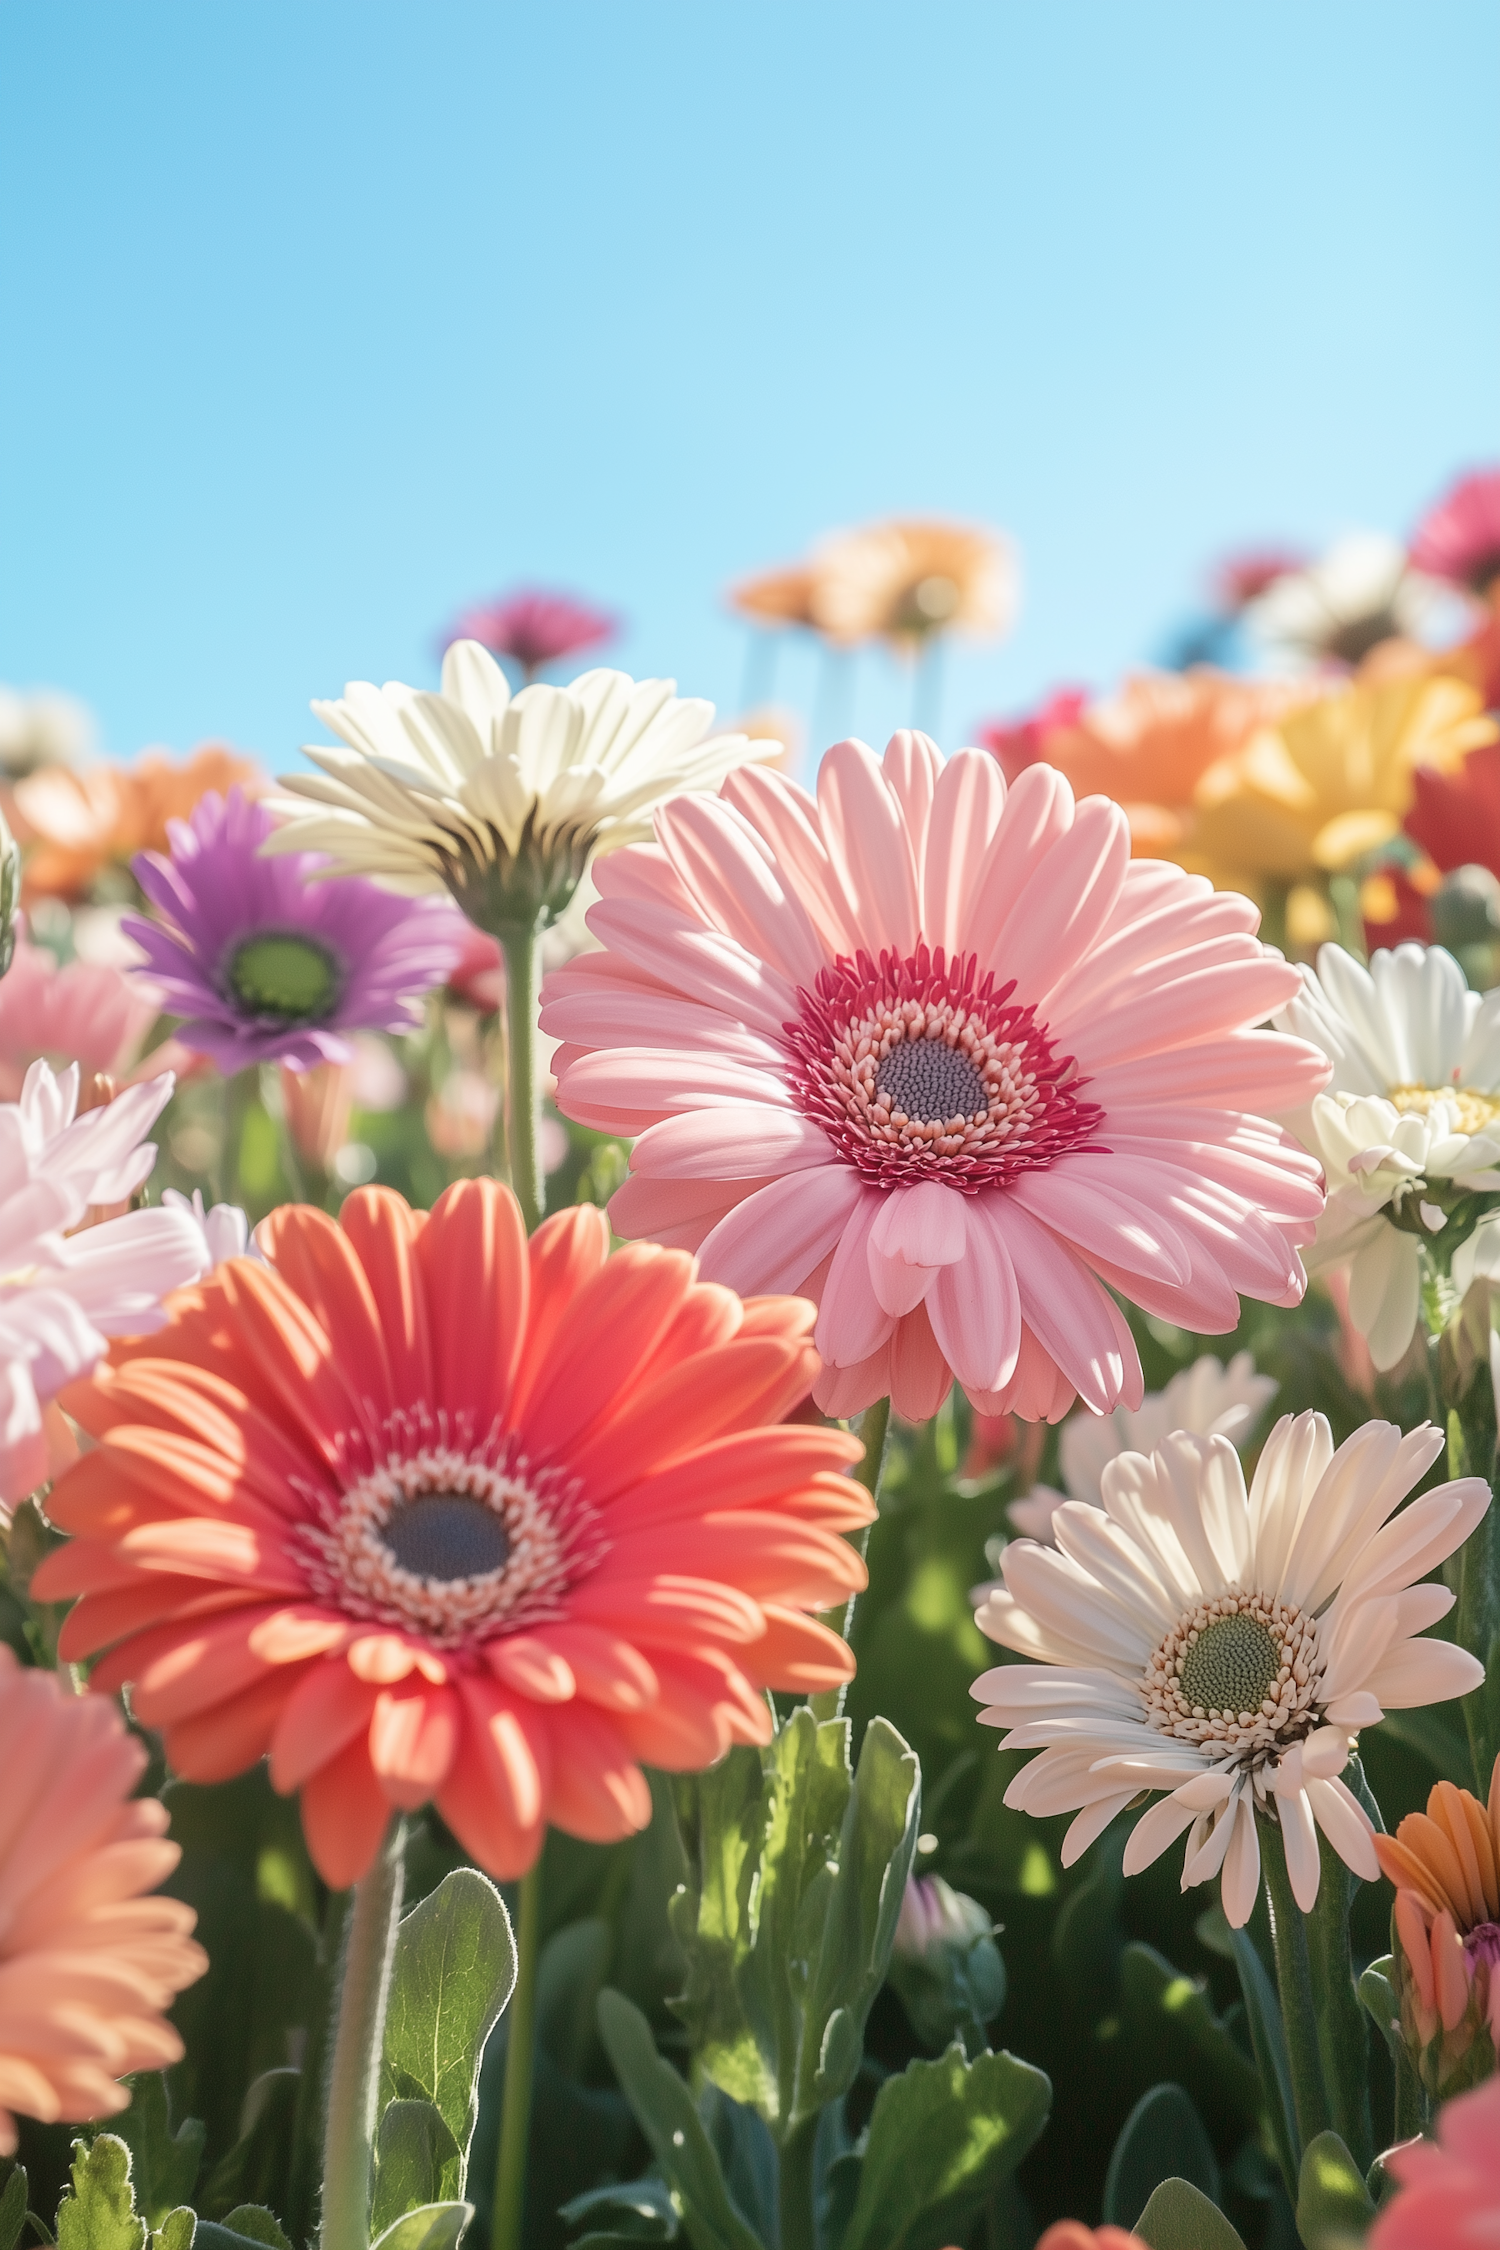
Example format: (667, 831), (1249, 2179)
(227, 932), (341, 1023)
(1176, 1613), (1283, 1718)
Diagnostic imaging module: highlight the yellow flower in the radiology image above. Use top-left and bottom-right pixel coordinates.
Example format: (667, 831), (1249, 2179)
(1190, 673), (1497, 884)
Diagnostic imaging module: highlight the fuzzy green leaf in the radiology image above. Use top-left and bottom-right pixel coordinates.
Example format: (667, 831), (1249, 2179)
(1296, 2132), (1376, 2248)
(838, 2043), (1051, 2250)
(1103, 2083), (1219, 2228)
(108, 2080), (206, 2230)
(150, 2212), (195, 2250)
(372, 2103), (462, 2233)
(0, 2171), (29, 2250)
(560, 2180), (680, 2244)
(1133, 2178), (1248, 2250)
(56, 2139), (147, 2250)
(595, 1990), (764, 2250)
(367, 2202), (471, 2250)
(1118, 1946), (1263, 2128)
(380, 1870), (515, 2189)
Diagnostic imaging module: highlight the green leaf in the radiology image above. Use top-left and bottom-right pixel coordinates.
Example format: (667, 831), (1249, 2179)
(372, 2104), (462, 2234)
(380, 1869), (516, 2191)
(107, 2080), (205, 2230)
(1103, 2084), (1219, 2229)
(838, 2043), (1051, 2250)
(560, 2180), (680, 2243)
(595, 1990), (764, 2250)
(0, 2171), (29, 2250)
(1228, 1922), (1298, 2195)
(1133, 2178), (1249, 2250)
(150, 2213), (194, 2250)
(197, 2072), (301, 2223)
(1118, 1945), (1263, 2131)
(56, 2139), (147, 2250)
(669, 1710), (920, 2137)
(1296, 2131), (1376, 2248)
(367, 2202), (472, 2250)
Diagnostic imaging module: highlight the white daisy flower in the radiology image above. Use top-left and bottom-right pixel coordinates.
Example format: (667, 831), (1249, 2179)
(972, 1412), (1486, 1928)
(1246, 532), (1443, 672)
(264, 641), (780, 934)
(160, 1188), (263, 1269)
(1008, 1350), (1279, 1543)
(0, 1063), (209, 1511)
(1275, 942), (1500, 1368)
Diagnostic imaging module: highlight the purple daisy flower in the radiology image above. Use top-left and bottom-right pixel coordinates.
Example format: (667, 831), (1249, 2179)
(124, 788), (466, 1071)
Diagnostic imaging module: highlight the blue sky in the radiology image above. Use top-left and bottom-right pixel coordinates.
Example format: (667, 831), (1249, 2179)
(2, 1), (1497, 779)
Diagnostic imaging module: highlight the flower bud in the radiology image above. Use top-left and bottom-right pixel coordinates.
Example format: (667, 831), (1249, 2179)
(888, 1874), (1005, 2058)
(1377, 1765), (1500, 2098)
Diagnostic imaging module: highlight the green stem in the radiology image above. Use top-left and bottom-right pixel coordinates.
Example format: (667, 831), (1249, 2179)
(808, 1396), (891, 1722)
(1258, 878), (1290, 959)
(777, 2114), (819, 2250)
(218, 1065), (257, 1209)
(319, 1818), (405, 2250)
(1259, 1810), (1332, 2156)
(492, 1860), (543, 2250)
(1304, 1831), (1373, 2172)
(1327, 872), (1367, 962)
(500, 928), (543, 1232)
(1451, 1396), (1500, 1796)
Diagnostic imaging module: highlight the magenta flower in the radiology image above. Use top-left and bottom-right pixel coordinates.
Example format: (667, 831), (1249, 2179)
(123, 789), (466, 1072)
(1410, 467), (1500, 597)
(1370, 2076), (1500, 2247)
(543, 733), (1330, 1423)
(442, 589), (618, 681)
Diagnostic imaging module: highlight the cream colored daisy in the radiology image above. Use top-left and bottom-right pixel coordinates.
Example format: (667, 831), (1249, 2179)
(265, 641), (779, 933)
(972, 1412), (1487, 1926)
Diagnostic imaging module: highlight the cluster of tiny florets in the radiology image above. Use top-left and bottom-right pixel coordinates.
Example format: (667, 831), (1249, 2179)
(1142, 1589), (1322, 1758)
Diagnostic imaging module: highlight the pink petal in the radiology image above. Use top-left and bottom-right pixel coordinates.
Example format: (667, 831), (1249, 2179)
(889, 1303), (953, 1420)
(867, 1180), (969, 1315)
(927, 1199), (1022, 1393)
(1089, 1033), (1332, 1114)
(816, 737), (922, 956)
(629, 1107), (834, 1182)
(1008, 1159), (1194, 1286)
(587, 897), (797, 1041)
(815, 1190), (898, 1366)
(964, 765), (1076, 965)
(982, 798), (1132, 1010)
(811, 1339), (892, 1417)
(880, 730), (943, 874)
(970, 1321), (1077, 1421)
(1066, 958), (1305, 1073)
(608, 1172), (762, 1253)
(922, 750), (1008, 955)
(654, 795), (828, 987)
(720, 765), (864, 958)
(697, 1166), (863, 1296)
(987, 1196), (1142, 1414)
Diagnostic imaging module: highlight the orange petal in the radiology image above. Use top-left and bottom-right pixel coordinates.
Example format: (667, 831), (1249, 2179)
(544, 1704), (652, 1843)
(1433, 1909), (1472, 2031)
(163, 1665), (304, 1783)
(299, 1733), (394, 1888)
(528, 1623), (658, 1712)
(588, 1423), (861, 1522)
(57, 1581), (256, 1663)
(1394, 1889), (1436, 2013)
(565, 1337), (820, 1495)
(438, 1679), (548, 1879)
(415, 1179), (529, 1422)
(566, 1573), (764, 1646)
(602, 1514), (865, 1610)
(749, 1603), (856, 1694)
(339, 1187), (433, 1403)
(258, 1206), (396, 1421)
(91, 1603), (282, 1723)
(520, 1242), (695, 1459)
(453, 1673), (549, 1832)
(347, 1632), (447, 1685)
(216, 1260), (370, 1470)
(508, 1205), (611, 1421)
(368, 1683), (460, 1809)
(270, 1657), (381, 1792)
(628, 1281), (743, 1390)
(482, 1636), (576, 1704)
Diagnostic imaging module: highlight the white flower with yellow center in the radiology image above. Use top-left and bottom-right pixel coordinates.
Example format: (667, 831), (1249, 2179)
(1275, 942), (1500, 1367)
(972, 1412), (1486, 1927)
(264, 641), (779, 935)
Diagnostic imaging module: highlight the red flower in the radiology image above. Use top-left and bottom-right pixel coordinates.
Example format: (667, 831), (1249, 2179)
(972, 688), (1089, 782)
(442, 590), (617, 680)
(1209, 545), (1309, 612)
(1411, 468), (1500, 597)
(1405, 741), (1500, 879)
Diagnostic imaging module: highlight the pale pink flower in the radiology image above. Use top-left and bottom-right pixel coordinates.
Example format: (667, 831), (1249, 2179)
(544, 734), (1329, 1422)
(0, 932), (157, 1101)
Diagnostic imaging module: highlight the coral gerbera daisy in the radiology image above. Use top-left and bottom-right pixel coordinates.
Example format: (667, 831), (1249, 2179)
(123, 788), (466, 1072)
(0, 1647), (207, 2153)
(971, 1412), (1487, 1927)
(1368, 2075), (1500, 2249)
(1375, 1759), (1500, 2094)
(543, 733), (1329, 1422)
(0, 930), (157, 1101)
(33, 1182), (868, 1888)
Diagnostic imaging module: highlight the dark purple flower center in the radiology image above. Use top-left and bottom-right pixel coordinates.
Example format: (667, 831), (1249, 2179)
(227, 931), (341, 1023)
(380, 1493), (512, 1582)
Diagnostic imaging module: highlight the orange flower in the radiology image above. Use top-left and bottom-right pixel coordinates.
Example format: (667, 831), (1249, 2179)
(729, 564), (822, 631)
(35, 1183), (869, 1888)
(810, 518), (1015, 650)
(1035, 2227), (1147, 2250)
(1375, 1762), (1500, 2094)
(1039, 669), (1301, 864)
(0, 1647), (206, 2153)
(14, 746), (262, 899)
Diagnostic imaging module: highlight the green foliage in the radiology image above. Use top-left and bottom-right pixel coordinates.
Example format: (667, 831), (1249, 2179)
(559, 2179), (679, 2246)
(886, 1924), (1005, 2058)
(105, 2082), (204, 2229)
(371, 2110), (461, 2238)
(1296, 2133), (1375, 2249)
(1102, 2084), (1220, 2229)
(1117, 1946), (1264, 2134)
(378, 1868), (516, 2203)
(211, 2211), (291, 2250)
(669, 1710), (920, 2138)
(594, 1991), (764, 2250)
(837, 2044), (1051, 2250)
(1134, 2177), (1249, 2250)
(0, 2169), (30, 2250)
(367, 2203), (472, 2250)
(55, 2141), (146, 2250)
(197, 2077), (299, 2225)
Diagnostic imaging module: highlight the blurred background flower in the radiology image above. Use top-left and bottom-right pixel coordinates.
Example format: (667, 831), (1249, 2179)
(442, 587), (618, 684)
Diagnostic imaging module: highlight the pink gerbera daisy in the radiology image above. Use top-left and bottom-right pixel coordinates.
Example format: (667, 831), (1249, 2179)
(543, 734), (1330, 1422)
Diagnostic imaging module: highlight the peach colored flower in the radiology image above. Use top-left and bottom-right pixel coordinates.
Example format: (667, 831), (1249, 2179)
(1376, 1761), (1500, 2095)
(810, 519), (1016, 651)
(0, 932), (157, 1101)
(0, 1646), (206, 2153)
(1035, 2228), (1146, 2250)
(1370, 2076), (1500, 2247)
(545, 734), (1328, 1423)
(729, 565), (823, 632)
(35, 1183), (868, 1888)
(14, 747), (263, 901)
